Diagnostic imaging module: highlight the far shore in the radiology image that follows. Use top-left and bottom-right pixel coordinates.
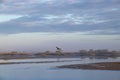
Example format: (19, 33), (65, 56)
(0, 49), (120, 60)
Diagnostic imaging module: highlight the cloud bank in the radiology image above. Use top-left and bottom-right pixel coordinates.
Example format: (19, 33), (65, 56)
(0, 0), (120, 34)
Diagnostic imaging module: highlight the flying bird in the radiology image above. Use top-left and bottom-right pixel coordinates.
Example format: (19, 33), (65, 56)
(56, 46), (61, 50)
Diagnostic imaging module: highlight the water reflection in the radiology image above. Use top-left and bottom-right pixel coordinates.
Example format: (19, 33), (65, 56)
(0, 57), (120, 80)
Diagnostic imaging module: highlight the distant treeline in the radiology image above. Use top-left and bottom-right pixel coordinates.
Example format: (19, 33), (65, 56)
(0, 49), (120, 59)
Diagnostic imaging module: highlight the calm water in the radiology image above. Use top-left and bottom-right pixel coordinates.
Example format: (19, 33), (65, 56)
(0, 57), (120, 80)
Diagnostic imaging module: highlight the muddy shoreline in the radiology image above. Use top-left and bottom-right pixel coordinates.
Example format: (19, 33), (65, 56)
(58, 62), (120, 70)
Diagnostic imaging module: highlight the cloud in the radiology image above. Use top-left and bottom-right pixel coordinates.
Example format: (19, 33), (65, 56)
(0, 0), (119, 15)
(87, 29), (120, 35)
(0, 0), (120, 35)
(0, 0), (2, 3)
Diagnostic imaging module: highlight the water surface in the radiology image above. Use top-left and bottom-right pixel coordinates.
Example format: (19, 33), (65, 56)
(0, 57), (120, 80)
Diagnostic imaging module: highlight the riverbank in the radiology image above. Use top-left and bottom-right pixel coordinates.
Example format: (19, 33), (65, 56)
(58, 62), (120, 70)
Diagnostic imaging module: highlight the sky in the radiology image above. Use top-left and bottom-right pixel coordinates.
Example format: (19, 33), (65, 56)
(0, 0), (120, 52)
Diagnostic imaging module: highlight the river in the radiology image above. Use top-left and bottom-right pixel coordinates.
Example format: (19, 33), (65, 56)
(0, 57), (120, 80)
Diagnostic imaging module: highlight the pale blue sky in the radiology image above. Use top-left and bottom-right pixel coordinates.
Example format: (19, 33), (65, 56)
(0, 14), (22, 22)
(0, 0), (120, 52)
